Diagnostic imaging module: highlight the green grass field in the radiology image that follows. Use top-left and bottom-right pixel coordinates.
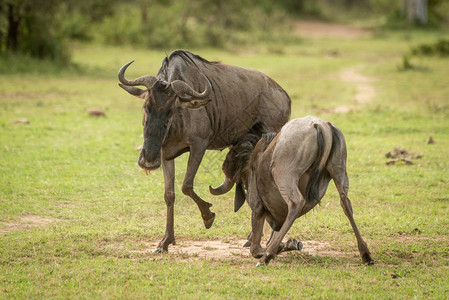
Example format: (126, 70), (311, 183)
(1, 28), (449, 298)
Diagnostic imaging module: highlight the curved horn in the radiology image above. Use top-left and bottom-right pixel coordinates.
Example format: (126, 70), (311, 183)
(118, 84), (146, 97)
(209, 177), (235, 195)
(171, 74), (212, 99)
(118, 60), (158, 90)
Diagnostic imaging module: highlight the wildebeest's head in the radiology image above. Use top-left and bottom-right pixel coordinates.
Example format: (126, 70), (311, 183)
(118, 61), (212, 171)
(209, 134), (260, 212)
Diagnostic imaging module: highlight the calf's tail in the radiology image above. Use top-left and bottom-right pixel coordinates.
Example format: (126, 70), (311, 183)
(305, 122), (337, 203)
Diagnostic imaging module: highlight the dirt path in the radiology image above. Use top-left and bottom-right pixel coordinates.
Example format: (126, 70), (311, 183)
(293, 20), (372, 39)
(292, 21), (376, 112)
(0, 215), (57, 235)
(334, 66), (376, 113)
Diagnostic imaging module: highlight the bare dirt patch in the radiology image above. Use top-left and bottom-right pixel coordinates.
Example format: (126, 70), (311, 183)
(140, 238), (348, 261)
(0, 215), (57, 235)
(390, 234), (448, 243)
(333, 66), (376, 113)
(292, 21), (377, 114)
(340, 66), (376, 104)
(293, 21), (372, 39)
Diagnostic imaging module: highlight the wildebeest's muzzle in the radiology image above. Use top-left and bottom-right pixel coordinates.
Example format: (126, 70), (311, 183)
(138, 110), (168, 171)
(138, 148), (161, 171)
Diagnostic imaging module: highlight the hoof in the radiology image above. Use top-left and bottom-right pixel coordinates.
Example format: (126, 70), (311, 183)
(256, 262), (267, 267)
(152, 247), (165, 254)
(242, 240), (251, 248)
(363, 253), (375, 265)
(288, 239), (303, 251)
(364, 259), (375, 266)
(203, 212), (216, 229)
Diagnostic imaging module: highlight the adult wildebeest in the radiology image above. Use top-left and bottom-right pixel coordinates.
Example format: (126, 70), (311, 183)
(211, 116), (374, 266)
(118, 50), (291, 252)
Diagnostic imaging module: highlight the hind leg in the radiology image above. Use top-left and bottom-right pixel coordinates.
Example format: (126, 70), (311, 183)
(331, 168), (374, 265)
(258, 176), (306, 266)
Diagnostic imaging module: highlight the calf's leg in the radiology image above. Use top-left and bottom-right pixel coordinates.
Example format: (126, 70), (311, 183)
(332, 170), (374, 265)
(258, 176), (306, 266)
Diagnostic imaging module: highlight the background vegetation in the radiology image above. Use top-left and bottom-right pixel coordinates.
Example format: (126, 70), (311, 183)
(1, 0), (449, 61)
(1, 0), (449, 298)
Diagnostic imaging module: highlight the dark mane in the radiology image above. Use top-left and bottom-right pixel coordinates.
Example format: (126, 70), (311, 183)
(158, 50), (220, 81)
(168, 50), (220, 66)
(234, 133), (260, 148)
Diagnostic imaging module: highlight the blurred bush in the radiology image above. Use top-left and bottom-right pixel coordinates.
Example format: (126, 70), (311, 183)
(0, 0), (118, 61)
(92, 0), (294, 50)
(384, 0), (449, 28)
(1, 0), (448, 63)
(411, 39), (449, 56)
(0, 0), (70, 62)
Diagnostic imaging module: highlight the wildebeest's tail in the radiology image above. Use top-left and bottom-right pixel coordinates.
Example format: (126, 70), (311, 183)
(305, 122), (339, 203)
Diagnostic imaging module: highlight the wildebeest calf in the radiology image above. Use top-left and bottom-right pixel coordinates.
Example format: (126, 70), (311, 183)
(212, 116), (374, 266)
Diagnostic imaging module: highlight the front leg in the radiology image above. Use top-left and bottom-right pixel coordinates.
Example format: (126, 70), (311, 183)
(249, 209), (266, 259)
(181, 141), (215, 229)
(246, 173), (266, 258)
(153, 158), (176, 253)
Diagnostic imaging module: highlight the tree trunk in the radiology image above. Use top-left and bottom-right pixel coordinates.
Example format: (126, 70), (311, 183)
(7, 4), (21, 51)
(141, 0), (147, 25)
(403, 0), (428, 25)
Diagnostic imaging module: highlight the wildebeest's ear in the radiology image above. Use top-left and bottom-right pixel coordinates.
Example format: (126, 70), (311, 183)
(176, 98), (212, 109)
(234, 182), (246, 212)
(118, 84), (147, 99)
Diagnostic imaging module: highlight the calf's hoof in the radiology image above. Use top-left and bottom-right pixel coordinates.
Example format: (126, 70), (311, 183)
(152, 247), (167, 254)
(256, 261), (267, 267)
(287, 238), (303, 251)
(203, 212), (216, 229)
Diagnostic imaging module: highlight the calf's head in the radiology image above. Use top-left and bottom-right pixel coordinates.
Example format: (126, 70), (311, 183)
(209, 134), (259, 212)
(118, 61), (212, 171)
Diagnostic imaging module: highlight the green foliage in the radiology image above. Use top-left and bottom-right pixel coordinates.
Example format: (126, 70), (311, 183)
(0, 0), (120, 61)
(398, 54), (415, 71)
(1, 0), (448, 63)
(0, 0), (69, 61)
(411, 38), (449, 56)
(58, 10), (92, 41)
(97, 7), (144, 46)
(0, 51), (82, 75)
(383, 0), (448, 29)
(93, 1), (293, 50)
(398, 38), (449, 71)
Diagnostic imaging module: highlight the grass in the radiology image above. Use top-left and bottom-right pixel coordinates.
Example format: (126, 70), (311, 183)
(1, 28), (449, 298)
